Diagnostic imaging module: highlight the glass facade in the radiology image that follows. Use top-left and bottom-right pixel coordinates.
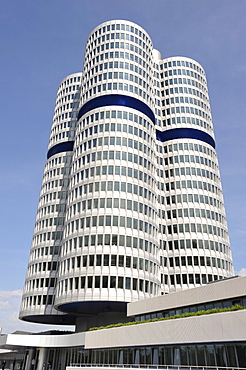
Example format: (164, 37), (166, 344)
(27, 343), (246, 369)
(20, 20), (233, 326)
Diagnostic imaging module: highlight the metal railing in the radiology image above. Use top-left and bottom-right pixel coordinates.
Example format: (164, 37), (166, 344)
(68, 363), (246, 370)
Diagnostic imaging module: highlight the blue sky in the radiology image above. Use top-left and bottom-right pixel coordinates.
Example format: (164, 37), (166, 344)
(0, 0), (245, 333)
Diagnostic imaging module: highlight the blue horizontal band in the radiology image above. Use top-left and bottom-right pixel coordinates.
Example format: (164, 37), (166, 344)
(156, 128), (215, 148)
(47, 141), (74, 159)
(47, 128), (214, 160)
(77, 94), (155, 124)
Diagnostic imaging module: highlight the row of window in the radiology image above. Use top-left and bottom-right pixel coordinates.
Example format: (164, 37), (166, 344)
(43, 167), (68, 183)
(84, 50), (150, 73)
(163, 96), (209, 111)
(162, 59), (204, 74)
(56, 93), (80, 111)
(163, 116), (210, 130)
(68, 215), (157, 235)
(157, 153), (218, 171)
(61, 254), (158, 273)
(69, 199), (156, 219)
(54, 110), (77, 123)
(24, 294), (53, 307)
(49, 129), (74, 145)
(85, 42), (151, 65)
(83, 81), (150, 101)
(162, 273), (226, 286)
(85, 61), (150, 81)
(65, 216), (158, 238)
(30, 236), (156, 263)
(26, 277), (56, 291)
(57, 180), (156, 208)
(164, 77), (206, 94)
(59, 75), (81, 88)
(137, 296), (246, 321)
(160, 239), (230, 254)
(28, 260), (58, 275)
(90, 23), (150, 40)
(76, 136), (154, 158)
(54, 91), (79, 117)
(38, 202), (66, 218)
(63, 234), (157, 252)
(159, 142), (216, 159)
(47, 154), (70, 168)
(165, 207), (225, 224)
(84, 71), (150, 92)
(56, 101), (79, 115)
(164, 86), (208, 103)
(162, 255), (230, 270)
(88, 29), (151, 50)
(158, 166), (219, 185)
(51, 130), (74, 143)
(162, 68), (205, 83)
(31, 246), (60, 260)
(84, 40), (152, 67)
(45, 147), (218, 182)
(77, 120), (152, 143)
(32, 230), (62, 245)
(44, 165), (71, 181)
(70, 165), (156, 192)
(163, 106), (209, 122)
(37, 202), (225, 235)
(162, 222), (227, 238)
(75, 151), (154, 173)
(65, 214), (226, 243)
(56, 84), (80, 100)
(36, 202), (226, 235)
(43, 178), (69, 191)
(58, 275), (158, 295)
(164, 193), (223, 210)
(64, 343), (246, 368)
(51, 119), (77, 137)
(159, 179), (221, 196)
(70, 179), (155, 200)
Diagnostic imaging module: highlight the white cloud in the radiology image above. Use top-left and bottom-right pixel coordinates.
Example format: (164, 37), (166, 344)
(0, 301), (11, 311)
(238, 268), (246, 276)
(0, 290), (22, 299)
(0, 289), (74, 334)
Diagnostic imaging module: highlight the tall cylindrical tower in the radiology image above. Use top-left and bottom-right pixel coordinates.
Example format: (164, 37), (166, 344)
(19, 73), (82, 324)
(19, 21), (234, 329)
(54, 20), (160, 328)
(157, 56), (234, 293)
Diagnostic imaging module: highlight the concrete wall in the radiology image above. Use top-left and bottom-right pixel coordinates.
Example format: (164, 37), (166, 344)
(85, 310), (246, 348)
(128, 276), (246, 317)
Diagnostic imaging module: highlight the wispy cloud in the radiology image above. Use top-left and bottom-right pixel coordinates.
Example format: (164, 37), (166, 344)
(0, 290), (22, 299)
(0, 290), (74, 334)
(238, 268), (246, 276)
(0, 301), (11, 311)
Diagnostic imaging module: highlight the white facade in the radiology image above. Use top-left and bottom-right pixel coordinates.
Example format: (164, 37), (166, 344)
(19, 20), (233, 327)
(2, 277), (246, 370)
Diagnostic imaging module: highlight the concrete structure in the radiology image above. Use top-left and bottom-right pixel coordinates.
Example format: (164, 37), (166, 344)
(0, 20), (243, 370)
(19, 19), (233, 332)
(1, 276), (246, 369)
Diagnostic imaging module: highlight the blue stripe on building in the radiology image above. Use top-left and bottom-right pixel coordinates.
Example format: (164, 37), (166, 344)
(77, 94), (155, 124)
(156, 128), (215, 148)
(47, 128), (215, 160)
(47, 141), (74, 159)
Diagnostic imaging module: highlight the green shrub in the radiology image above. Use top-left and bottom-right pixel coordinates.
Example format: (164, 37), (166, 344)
(88, 305), (245, 331)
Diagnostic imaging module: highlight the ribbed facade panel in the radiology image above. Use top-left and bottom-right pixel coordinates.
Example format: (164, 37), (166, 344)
(19, 73), (82, 324)
(19, 21), (234, 326)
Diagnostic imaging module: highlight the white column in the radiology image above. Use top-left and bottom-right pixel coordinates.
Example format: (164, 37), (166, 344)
(25, 348), (36, 370)
(36, 348), (48, 370)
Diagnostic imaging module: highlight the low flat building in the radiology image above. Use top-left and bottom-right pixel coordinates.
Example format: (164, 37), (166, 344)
(0, 276), (246, 369)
